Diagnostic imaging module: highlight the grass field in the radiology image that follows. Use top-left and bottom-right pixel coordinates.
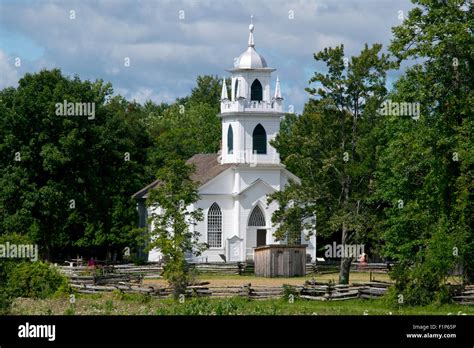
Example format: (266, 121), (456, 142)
(8, 272), (471, 316)
(9, 293), (474, 316)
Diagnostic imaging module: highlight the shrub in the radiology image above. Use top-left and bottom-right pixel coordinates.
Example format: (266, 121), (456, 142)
(53, 282), (77, 299)
(0, 234), (38, 313)
(386, 260), (455, 307)
(0, 290), (11, 315)
(282, 284), (299, 300)
(5, 261), (68, 299)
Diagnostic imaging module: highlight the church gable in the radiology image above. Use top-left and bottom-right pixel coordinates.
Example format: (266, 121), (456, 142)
(239, 179), (277, 208)
(238, 178), (277, 196)
(198, 167), (234, 195)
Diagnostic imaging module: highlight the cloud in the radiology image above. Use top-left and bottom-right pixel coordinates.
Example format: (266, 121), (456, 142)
(0, 50), (20, 89)
(0, 0), (415, 112)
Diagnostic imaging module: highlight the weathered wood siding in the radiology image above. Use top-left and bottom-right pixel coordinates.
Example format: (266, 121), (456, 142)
(254, 245), (306, 277)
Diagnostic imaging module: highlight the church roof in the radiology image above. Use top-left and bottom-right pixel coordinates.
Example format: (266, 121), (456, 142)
(237, 46), (268, 69)
(188, 153), (233, 185)
(132, 154), (232, 199)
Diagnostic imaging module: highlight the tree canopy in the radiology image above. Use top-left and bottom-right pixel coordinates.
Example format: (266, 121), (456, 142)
(0, 70), (223, 261)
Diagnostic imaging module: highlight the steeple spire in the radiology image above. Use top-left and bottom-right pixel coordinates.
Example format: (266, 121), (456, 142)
(221, 78), (228, 100)
(274, 76), (283, 100)
(248, 15), (255, 47)
(236, 78), (245, 99)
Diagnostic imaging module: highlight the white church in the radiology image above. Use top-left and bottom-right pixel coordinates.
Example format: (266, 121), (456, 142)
(133, 21), (316, 263)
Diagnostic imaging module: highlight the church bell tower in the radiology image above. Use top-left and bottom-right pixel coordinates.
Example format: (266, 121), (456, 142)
(219, 18), (284, 165)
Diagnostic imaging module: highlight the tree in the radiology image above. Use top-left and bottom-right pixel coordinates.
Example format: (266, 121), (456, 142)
(373, 0), (473, 303)
(0, 69), (154, 260)
(147, 75), (223, 168)
(270, 44), (393, 284)
(187, 75), (222, 108)
(146, 160), (206, 298)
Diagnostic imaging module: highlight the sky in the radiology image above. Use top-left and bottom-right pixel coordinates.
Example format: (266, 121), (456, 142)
(0, 0), (415, 113)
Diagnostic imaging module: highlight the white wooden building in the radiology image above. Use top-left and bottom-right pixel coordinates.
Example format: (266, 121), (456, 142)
(133, 22), (316, 263)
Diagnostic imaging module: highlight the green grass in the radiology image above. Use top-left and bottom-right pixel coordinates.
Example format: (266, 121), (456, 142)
(9, 293), (474, 316)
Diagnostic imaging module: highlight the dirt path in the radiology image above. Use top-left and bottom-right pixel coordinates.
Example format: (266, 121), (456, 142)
(144, 272), (390, 287)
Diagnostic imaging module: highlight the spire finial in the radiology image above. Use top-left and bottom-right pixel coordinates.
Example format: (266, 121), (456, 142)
(248, 15), (255, 47)
(274, 76), (283, 100)
(221, 78), (228, 101)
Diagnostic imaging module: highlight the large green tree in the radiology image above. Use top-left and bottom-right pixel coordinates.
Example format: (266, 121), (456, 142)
(0, 69), (153, 260)
(270, 44), (393, 284)
(373, 0), (473, 304)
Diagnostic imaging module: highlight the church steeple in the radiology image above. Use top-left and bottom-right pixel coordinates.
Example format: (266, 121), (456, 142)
(219, 19), (285, 166)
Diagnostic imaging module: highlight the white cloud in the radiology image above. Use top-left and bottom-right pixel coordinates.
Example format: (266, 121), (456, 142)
(0, 50), (20, 89)
(0, 0), (415, 111)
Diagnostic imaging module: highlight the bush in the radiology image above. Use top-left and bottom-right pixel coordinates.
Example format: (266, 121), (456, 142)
(282, 284), (299, 300)
(0, 234), (37, 313)
(5, 261), (68, 299)
(53, 282), (77, 299)
(0, 290), (11, 315)
(386, 260), (455, 307)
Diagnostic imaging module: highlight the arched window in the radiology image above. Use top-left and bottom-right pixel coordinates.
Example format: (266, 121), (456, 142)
(249, 205), (265, 227)
(227, 125), (233, 154)
(207, 203), (222, 248)
(250, 79), (263, 101)
(234, 79), (239, 99)
(252, 124), (267, 154)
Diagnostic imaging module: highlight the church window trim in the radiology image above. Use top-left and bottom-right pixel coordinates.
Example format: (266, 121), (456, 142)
(252, 123), (267, 154)
(248, 205), (266, 227)
(207, 202), (222, 248)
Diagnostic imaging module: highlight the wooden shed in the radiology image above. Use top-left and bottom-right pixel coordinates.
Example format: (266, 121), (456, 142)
(254, 245), (307, 277)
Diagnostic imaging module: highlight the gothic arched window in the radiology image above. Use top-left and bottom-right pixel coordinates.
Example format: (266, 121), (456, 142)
(207, 203), (222, 248)
(227, 124), (233, 154)
(252, 124), (267, 154)
(234, 79), (239, 99)
(250, 79), (263, 101)
(248, 205), (265, 227)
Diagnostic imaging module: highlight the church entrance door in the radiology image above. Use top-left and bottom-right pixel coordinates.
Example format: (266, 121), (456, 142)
(256, 229), (266, 247)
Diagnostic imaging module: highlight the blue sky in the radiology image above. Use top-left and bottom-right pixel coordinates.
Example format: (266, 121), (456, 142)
(0, 0), (415, 113)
